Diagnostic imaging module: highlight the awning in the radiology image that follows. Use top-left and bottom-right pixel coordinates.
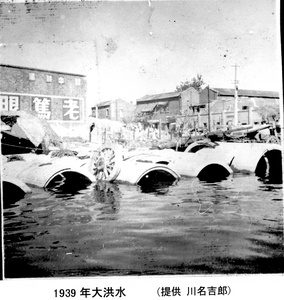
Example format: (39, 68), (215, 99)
(141, 103), (157, 112)
(156, 101), (168, 107)
(134, 105), (146, 115)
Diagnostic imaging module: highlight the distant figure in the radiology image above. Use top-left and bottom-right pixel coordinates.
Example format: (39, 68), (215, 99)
(178, 123), (184, 138)
(90, 123), (95, 132)
(89, 123), (95, 142)
(227, 121), (233, 131)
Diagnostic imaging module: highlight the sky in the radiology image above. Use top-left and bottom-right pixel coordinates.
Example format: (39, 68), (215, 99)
(0, 0), (281, 112)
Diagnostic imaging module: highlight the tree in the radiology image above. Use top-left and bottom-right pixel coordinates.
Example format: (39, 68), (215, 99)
(254, 104), (280, 123)
(175, 74), (205, 92)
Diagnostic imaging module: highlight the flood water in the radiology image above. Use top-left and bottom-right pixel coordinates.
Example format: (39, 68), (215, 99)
(3, 173), (284, 278)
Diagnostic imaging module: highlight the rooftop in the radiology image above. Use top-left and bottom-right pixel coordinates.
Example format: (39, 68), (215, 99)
(214, 88), (279, 98)
(97, 100), (111, 107)
(94, 98), (131, 108)
(0, 64), (86, 77)
(137, 91), (181, 103)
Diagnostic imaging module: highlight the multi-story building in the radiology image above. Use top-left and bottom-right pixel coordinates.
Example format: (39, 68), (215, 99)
(0, 64), (87, 138)
(135, 86), (280, 130)
(212, 88), (279, 111)
(92, 98), (135, 123)
(209, 88), (280, 126)
(135, 87), (201, 126)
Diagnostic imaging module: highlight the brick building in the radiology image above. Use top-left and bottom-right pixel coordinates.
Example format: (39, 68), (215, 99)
(0, 64), (88, 138)
(135, 87), (201, 126)
(181, 87), (280, 130)
(135, 86), (280, 131)
(92, 99), (135, 123)
(208, 88), (280, 125)
(199, 86), (218, 105)
(211, 88), (279, 111)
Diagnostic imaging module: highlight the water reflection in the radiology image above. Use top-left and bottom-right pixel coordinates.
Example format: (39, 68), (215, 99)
(138, 181), (174, 195)
(258, 175), (283, 185)
(47, 174), (91, 195)
(3, 172), (283, 277)
(2, 182), (27, 209)
(138, 170), (178, 194)
(92, 181), (121, 216)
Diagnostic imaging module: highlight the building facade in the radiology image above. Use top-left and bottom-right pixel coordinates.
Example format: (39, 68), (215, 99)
(212, 88), (279, 112)
(183, 88), (280, 130)
(199, 86), (218, 105)
(211, 88), (280, 125)
(0, 64), (88, 138)
(92, 99), (135, 123)
(135, 87), (202, 126)
(135, 86), (280, 131)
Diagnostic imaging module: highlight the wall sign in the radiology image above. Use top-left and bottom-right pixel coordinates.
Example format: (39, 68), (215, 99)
(0, 95), (20, 111)
(32, 97), (51, 119)
(63, 98), (80, 120)
(1, 94), (82, 121)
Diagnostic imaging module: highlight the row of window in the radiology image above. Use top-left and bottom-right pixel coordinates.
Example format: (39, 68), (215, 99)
(104, 108), (124, 118)
(28, 72), (81, 86)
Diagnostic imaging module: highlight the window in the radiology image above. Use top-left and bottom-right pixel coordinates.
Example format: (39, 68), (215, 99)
(75, 78), (81, 86)
(106, 108), (109, 117)
(119, 109), (123, 118)
(242, 106), (248, 110)
(46, 75), (52, 83)
(29, 72), (35, 81)
(58, 77), (65, 84)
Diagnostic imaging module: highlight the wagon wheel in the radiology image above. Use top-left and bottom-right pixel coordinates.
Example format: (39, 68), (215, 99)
(266, 136), (280, 144)
(88, 145), (122, 182)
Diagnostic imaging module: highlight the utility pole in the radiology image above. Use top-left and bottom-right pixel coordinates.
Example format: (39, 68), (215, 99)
(95, 41), (101, 118)
(232, 63), (240, 126)
(207, 85), (211, 132)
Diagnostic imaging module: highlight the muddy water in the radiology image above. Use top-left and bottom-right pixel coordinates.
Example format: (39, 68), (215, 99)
(3, 174), (284, 278)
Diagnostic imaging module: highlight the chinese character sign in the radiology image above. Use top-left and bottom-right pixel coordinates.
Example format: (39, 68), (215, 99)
(0, 95), (20, 111)
(32, 97), (51, 120)
(63, 98), (81, 121)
